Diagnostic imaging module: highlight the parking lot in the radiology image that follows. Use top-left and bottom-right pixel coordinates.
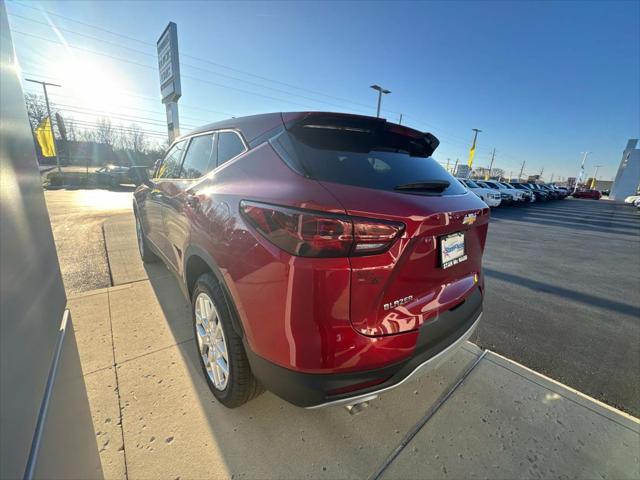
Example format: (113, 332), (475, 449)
(473, 198), (640, 416)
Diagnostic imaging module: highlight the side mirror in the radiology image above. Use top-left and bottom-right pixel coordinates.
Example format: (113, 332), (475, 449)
(129, 166), (152, 187)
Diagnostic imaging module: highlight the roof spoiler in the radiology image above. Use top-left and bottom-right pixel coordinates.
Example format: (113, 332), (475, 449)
(283, 112), (440, 157)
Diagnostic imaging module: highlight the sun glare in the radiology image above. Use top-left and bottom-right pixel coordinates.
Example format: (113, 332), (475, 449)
(52, 54), (132, 114)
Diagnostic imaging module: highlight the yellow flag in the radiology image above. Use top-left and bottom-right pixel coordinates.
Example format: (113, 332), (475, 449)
(35, 117), (56, 157)
(467, 142), (476, 168)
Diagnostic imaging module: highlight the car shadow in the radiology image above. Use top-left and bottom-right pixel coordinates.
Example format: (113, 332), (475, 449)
(140, 264), (483, 478)
(483, 268), (639, 317)
(490, 202), (640, 236)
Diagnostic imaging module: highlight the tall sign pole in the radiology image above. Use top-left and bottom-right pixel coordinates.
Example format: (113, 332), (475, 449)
(157, 22), (182, 143)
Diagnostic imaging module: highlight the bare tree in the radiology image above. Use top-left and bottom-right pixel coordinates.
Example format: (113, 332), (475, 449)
(24, 93), (49, 131)
(95, 117), (115, 147)
(126, 123), (147, 154)
(78, 128), (97, 143)
(492, 168), (505, 179)
(65, 117), (78, 142)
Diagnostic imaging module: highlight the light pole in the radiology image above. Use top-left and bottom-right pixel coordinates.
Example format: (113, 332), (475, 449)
(25, 78), (62, 174)
(576, 151), (590, 191)
(590, 165), (602, 189)
(467, 128), (481, 178)
(370, 84), (391, 118)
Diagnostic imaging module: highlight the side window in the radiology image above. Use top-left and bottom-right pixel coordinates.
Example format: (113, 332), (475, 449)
(156, 141), (186, 179)
(217, 131), (246, 167)
(180, 133), (216, 179)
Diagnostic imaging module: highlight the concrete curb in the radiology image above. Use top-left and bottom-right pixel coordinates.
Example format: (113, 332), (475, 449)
(486, 351), (640, 432)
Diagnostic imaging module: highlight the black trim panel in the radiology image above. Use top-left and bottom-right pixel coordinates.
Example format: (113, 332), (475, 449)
(245, 287), (482, 407)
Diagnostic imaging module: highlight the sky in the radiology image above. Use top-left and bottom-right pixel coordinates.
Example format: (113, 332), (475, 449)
(7, 0), (640, 180)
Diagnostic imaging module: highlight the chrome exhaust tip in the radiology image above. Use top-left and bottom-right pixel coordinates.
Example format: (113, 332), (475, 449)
(344, 395), (378, 415)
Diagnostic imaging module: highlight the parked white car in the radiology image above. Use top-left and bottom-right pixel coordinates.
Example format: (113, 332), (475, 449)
(624, 195), (640, 204)
(499, 181), (534, 202)
(480, 179), (528, 203)
(457, 178), (502, 207)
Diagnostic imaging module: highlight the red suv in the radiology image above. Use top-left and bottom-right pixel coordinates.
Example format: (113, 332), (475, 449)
(133, 112), (489, 408)
(572, 189), (602, 199)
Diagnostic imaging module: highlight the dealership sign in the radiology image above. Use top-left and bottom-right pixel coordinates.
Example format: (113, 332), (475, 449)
(157, 22), (181, 103)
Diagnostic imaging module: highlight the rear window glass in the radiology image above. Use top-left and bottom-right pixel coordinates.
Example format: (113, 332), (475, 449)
(283, 123), (465, 195)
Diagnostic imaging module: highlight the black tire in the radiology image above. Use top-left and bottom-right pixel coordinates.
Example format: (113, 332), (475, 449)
(134, 212), (158, 263)
(192, 273), (264, 408)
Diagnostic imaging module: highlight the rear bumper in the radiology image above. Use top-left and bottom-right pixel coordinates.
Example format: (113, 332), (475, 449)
(245, 287), (483, 408)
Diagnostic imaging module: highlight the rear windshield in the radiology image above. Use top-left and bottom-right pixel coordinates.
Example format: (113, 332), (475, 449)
(282, 122), (466, 195)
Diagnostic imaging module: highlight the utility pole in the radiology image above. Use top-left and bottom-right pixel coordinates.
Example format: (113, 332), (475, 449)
(25, 78), (61, 174)
(370, 84), (391, 118)
(550, 173), (554, 183)
(488, 148), (496, 178)
(398, 113), (403, 125)
(591, 165), (602, 189)
(446, 158), (450, 173)
(509, 170), (513, 181)
(453, 158), (459, 176)
(518, 161), (526, 181)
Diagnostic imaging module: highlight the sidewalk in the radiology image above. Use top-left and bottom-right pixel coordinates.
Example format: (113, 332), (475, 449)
(67, 212), (639, 479)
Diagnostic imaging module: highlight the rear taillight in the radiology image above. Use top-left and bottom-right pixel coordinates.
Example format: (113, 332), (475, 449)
(239, 201), (404, 258)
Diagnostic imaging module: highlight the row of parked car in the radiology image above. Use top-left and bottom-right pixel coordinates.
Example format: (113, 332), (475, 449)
(456, 178), (574, 207)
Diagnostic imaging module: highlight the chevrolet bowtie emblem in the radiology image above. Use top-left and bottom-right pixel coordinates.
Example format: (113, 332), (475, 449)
(462, 213), (477, 225)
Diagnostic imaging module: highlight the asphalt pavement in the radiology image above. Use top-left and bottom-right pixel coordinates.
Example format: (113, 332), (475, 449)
(471, 198), (640, 416)
(44, 188), (134, 294)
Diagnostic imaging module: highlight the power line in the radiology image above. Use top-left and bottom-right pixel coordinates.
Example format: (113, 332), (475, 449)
(56, 106), (198, 130)
(10, 13), (377, 114)
(24, 91), (198, 130)
(11, 15), (486, 151)
(22, 72), (237, 118)
(8, 5), (472, 131)
(50, 102), (198, 129)
(9, 5), (525, 164)
(63, 120), (168, 139)
(13, 29), (334, 111)
(8, 3), (394, 112)
(9, 0), (157, 47)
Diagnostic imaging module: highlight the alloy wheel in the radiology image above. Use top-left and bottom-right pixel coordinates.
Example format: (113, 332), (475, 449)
(194, 292), (230, 390)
